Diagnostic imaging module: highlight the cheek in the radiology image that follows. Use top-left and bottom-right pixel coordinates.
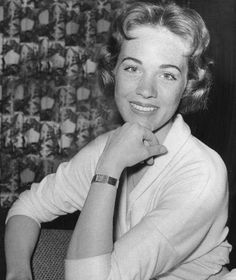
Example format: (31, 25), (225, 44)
(159, 86), (184, 108)
(173, 94), (183, 108)
(173, 81), (187, 101)
(171, 91), (184, 106)
(114, 75), (132, 99)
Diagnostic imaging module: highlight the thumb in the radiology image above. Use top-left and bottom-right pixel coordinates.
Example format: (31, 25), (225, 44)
(147, 144), (168, 158)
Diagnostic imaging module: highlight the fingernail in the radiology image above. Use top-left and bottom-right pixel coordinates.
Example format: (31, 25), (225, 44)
(146, 157), (154, 165)
(160, 145), (168, 154)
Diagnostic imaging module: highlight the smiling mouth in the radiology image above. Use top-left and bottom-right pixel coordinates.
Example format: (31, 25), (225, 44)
(130, 102), (158, 112)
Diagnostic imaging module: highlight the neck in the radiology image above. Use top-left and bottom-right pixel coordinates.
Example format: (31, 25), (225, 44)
(154, 117), (174, 144)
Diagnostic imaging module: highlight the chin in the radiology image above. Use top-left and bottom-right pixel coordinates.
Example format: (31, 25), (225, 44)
(133, 119), (160, 131)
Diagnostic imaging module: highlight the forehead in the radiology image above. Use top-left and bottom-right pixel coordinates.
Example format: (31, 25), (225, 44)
(119, 26), (191, 65)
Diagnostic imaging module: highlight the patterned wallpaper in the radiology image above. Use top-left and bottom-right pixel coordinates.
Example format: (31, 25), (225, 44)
(0, 0), (128, 208)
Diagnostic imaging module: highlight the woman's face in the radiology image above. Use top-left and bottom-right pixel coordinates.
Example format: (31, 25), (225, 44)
(114, 25), (190, 142)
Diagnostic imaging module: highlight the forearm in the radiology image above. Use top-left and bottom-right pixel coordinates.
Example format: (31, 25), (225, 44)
(5, 215), (40, 280)
(66, 123), (165, 278)
(66, 181), (117, 259)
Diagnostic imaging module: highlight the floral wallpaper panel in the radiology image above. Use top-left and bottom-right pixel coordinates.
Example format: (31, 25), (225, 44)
(0, 0), (128, 208)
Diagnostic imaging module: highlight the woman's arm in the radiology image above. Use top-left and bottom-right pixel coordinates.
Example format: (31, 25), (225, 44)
(4, 136), (104, 279)
(66, 133), (229, 279)
(66, 123), (166, 278)
(66, 177), (118, 259)
(5, 215), (40, 280)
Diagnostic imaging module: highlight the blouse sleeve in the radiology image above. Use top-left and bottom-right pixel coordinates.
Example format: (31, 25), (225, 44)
(65, 158), (230, 280)
(6, 134), (108, 225)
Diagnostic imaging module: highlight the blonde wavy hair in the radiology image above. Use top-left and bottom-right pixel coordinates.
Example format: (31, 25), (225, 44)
(97, 1), (213, 114)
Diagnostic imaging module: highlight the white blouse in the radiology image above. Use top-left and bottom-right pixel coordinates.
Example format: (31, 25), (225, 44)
(7, 115), (231, 279)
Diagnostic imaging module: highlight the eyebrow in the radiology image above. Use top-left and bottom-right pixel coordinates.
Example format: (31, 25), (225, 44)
(160, 64), (181, 73)
(121, 57), (182, 73)
(121, 57), (141, 64)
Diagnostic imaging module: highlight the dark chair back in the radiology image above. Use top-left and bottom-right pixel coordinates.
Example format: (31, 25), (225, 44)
(32, 229), (72, 280)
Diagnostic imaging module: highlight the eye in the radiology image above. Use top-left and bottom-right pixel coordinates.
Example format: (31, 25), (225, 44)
(161, 72), (177, 81)
(124, 66), (138, 73)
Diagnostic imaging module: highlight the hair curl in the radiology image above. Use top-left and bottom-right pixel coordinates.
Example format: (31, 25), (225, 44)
(97, 1), (213, 114)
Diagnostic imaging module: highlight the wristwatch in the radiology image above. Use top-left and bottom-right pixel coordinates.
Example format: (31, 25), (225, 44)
(92, 174), (119, 188)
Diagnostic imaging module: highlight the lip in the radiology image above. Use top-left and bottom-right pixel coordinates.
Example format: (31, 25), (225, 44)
(130, 101), (158, 114)
(131, 101), (158, 108)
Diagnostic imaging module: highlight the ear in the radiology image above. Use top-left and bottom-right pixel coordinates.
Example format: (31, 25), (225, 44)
(182, 68), (206, 98)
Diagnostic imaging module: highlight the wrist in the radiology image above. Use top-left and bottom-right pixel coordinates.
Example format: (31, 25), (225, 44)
(92, 174), (119, 189)
(96, 158), (123, 179)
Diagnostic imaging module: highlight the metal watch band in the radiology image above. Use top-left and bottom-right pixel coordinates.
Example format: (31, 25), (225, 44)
(92, 174), (119, 188)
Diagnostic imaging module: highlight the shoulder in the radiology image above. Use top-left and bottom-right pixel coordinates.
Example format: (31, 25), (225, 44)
(166, 115), (227, 186)
(161, 135), (228, 219)
(166, 115), (227, 182)
(175, 135), (229, 206)
(188, 135), (227, 180)
(165, 123), (228, 204)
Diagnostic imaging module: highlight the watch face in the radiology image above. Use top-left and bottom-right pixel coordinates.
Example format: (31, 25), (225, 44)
(92, 174), (118, 187)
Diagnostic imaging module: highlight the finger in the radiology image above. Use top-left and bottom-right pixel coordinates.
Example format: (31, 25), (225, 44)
(143, 133), (166, 164)
(142, 128), (159, 146)
(143, 139), (150, 147)
(146, 157), (154, 165)
(145, 145), (167, 165)
(143, 141), (154, 165)
(146, 144), (168, 158)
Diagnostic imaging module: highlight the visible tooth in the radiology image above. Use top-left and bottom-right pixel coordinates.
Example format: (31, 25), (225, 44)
(131, 103), (156, 112)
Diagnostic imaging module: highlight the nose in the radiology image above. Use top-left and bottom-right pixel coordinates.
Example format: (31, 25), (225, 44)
(136, 74), (157, 98)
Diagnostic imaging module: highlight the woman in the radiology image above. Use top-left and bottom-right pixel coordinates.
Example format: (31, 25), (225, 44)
(5, 1), (231, 280)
